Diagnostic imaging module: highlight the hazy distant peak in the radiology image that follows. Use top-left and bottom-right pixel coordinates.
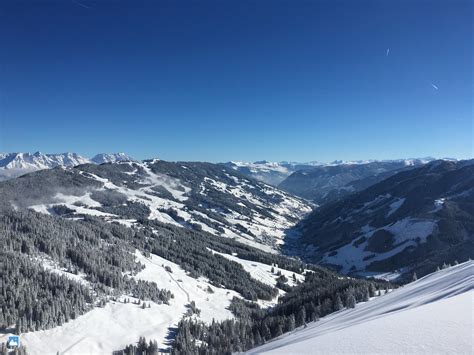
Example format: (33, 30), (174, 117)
(91, 153), (134, 164)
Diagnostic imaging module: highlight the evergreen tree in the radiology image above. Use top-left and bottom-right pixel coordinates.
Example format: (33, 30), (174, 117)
(345, 293), (356, 308)
(296, 307), (306, 327)
(286, 314), (296, 332)
(334, 295), (343, 311)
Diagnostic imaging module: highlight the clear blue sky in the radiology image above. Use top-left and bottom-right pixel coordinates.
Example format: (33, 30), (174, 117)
(0, 0), (472, 162)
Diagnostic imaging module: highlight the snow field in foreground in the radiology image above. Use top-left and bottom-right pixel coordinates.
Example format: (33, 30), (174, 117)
(246, 261), (474, 354)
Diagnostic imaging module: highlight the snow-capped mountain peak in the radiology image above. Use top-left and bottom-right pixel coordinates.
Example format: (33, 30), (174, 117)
(0, 152), (135, 180)
(0, 152), (89, 171)
(91, 153), (134, 164)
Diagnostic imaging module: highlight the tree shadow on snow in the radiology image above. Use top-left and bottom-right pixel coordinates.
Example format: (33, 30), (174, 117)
(159, 326), (178, 353)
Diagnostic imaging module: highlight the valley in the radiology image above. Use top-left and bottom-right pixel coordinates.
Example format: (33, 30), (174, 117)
(0, 155), (472, 354)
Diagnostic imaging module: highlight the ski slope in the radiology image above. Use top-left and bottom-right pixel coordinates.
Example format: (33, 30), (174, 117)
(246, 261), (474, 354)
(11, 250), (306, 354)
(12, 251), (238, 354)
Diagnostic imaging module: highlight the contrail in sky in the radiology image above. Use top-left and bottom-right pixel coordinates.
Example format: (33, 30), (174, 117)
(386, 48), (390, 56)
(431, 83), (439, 90)
(72, 0), (91, 9)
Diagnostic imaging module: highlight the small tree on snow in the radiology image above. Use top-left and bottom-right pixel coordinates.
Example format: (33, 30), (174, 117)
(334, 295), (343, 311)
(345, 293), (356, 309)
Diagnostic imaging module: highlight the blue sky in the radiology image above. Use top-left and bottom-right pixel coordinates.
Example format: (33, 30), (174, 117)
(0, 0), (472, 162)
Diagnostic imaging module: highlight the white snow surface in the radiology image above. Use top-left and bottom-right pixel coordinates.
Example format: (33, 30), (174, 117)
(246, 261), (474, 354)
(386, 197), (405, 217)
(134, 251), (239, 324)
(323, 218), (438, 273)
(212, 250), (305, 288)
(15, 297), (175, 355)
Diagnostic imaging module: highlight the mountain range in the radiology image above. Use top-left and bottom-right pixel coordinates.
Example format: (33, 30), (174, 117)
(222, 160), (321, 185)
(0, 152), (133, 180)
(223, 159), (436, 187)
(278, 158), (436, 203)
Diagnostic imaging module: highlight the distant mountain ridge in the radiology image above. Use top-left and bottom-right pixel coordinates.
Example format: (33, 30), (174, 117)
(223, 158), (436, 187)
(0, 152), (133, 180)
(90, 152), (134, 164)
(222, 161), (320, 185)
(278, 158), (438, 203)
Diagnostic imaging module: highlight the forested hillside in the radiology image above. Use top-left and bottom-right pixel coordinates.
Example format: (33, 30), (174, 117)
(170, 267), (390, 354)
(0, 159), (312, 252)
(0, 200), (313, 353)
(293, 160), (474, 278)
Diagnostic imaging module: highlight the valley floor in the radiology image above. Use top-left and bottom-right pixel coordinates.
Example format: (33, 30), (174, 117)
(246, 261), (474, 354)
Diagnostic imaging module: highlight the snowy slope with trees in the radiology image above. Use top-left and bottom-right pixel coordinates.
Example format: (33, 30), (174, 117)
(246, 261), (473, 354)
(1, 159), (311, 252)
(295, 160), (474, 278)
(0, 248), (312, 355)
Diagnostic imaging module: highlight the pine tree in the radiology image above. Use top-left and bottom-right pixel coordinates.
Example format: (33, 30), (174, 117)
(286, 314), (296, 332)
(345, 293), (356, 308)
(334, 295), (343, 311)
(362, 287), (370, 302)
(148, 339), (158, 355)
(275, 323), (283, 337)
(369, 283), (377, 297)
(296, 307), (306, 326)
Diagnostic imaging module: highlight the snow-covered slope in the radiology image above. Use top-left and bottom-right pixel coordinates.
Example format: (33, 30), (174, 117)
(246, 261), (474, 354)
(9, 250), (239, 355)
(1, 160), (312, 252)
(296, 159), (474, 277)
(1, 249), (307, 355)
